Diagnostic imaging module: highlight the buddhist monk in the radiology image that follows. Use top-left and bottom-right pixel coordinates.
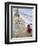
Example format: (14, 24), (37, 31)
(27, 24), (32, 33)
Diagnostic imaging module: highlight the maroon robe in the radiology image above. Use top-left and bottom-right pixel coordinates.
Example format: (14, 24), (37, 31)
(27, 24), (32, 33)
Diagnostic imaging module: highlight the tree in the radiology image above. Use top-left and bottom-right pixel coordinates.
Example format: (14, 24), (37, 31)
(14, 8), (19, 17)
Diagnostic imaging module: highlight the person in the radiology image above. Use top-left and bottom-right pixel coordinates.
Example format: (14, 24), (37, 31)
(27, 24), (32, 33)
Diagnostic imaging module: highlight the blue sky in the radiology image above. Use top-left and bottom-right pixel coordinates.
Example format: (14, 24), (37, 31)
(18, 8), (32, 16)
